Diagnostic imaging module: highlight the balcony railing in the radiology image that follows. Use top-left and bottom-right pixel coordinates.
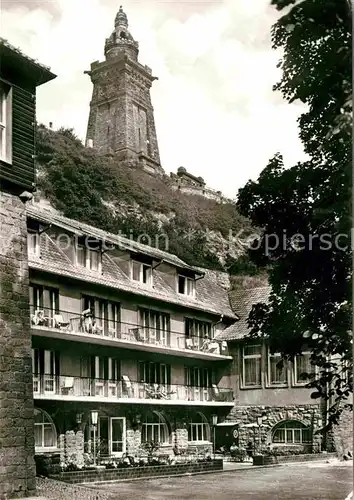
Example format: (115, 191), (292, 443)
(33, 375), (234, 403)
(30, 307), (229, 356)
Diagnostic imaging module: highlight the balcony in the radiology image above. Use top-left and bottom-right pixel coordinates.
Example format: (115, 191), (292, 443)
(30, 307), (231, 360)
(33, 375), (234, 406)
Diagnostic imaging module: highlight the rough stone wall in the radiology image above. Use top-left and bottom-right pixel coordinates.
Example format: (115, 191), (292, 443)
(227, 404), (322, 452)
(126, 429), (141, 455)
(170, 183), (225, 203)
(0, 191), (36, 498)
(174, 428), (188, 453)
(332, 407), (353, 456)
(60, 431), (84, 468)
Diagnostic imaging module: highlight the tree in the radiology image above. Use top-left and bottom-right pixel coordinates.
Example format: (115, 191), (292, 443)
(236, 0), (352, 429)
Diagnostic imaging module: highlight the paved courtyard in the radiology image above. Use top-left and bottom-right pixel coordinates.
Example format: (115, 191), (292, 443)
(91, 462), (353, 500)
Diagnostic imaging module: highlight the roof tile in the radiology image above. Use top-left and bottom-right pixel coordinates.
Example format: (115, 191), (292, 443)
(216, 284), (270, 341)
(29, 205), (237, 319)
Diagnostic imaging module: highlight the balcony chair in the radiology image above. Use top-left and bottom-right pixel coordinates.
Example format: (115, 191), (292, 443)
(129, 327), (145, 343)
(60, 376), (74, 395)
(207, 341), (220, 354)
(212, 384), (220, 401)
(91, 321), (103, 335)
(53, 314), (70, 330)
(185, 338), (194, 349)
(144, 383), (156, 399)
(122, 375), (133, 398)
(31, 309), (49, 327)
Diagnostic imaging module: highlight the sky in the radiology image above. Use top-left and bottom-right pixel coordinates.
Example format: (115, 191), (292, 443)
(2, 0), (308, 199)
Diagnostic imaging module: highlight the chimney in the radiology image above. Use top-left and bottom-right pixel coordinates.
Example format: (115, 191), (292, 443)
(49, 122), (53, 129)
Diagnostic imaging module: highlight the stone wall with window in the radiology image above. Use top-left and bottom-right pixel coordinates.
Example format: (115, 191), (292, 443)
(226, 404), (322, 454)
(226, 340), (353, 455)
(224, 340), (324, 453)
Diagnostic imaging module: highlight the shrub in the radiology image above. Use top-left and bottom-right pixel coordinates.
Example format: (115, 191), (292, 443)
(230, 445), (247, 462)
(140, 441), (160, 461)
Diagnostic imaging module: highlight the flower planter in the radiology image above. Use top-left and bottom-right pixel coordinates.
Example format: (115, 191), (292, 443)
(253, 455), (277, 466)
(49, 459), (223, 483)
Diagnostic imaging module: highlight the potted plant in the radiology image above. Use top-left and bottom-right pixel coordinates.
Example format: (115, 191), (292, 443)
(140, 441), (160, 464)
(253, 445), (278, 466)
(230, 444), (247, 462)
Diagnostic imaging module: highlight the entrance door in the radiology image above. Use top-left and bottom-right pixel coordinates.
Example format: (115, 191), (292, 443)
(110, 417), (126, 456)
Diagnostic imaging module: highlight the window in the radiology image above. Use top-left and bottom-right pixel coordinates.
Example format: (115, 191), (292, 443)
(91, 355), (120, 381)
(0, 82), (12, 163)
(90, 356), (120, 396)
(34, 408), (57, 451)
(188, 413), (210, 443)
(268, 351), (287, 385)
(76, 241), (101, 272)
(185, 366), (212, 388)
(272, 420), (311, 444)
(178, 275), (195, 297)
(32, 349), (59, 394)
(185, 318), (213, 349)
(139, 308), (170, 345)
(141, 412), (169, 444)
(81, 295), (120, 336)
(131, 260), (152, 285)
(243, 344), (262, 387)
(185, 366), (212, 401)
(28, 231), (40, 257)
(294, 352), (316, 385)
(29, 284), (59, 321)
(138, 361), (171, 386)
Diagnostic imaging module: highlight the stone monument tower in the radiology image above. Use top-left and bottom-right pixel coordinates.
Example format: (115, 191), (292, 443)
(85, 6), (163, 174)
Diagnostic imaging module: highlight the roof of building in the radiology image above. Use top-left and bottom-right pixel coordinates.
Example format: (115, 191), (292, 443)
(0, 38), (56, 86)
(27, 204), (237, 320)
(215, 283), (270, 341)
(27, 204), (202, 274)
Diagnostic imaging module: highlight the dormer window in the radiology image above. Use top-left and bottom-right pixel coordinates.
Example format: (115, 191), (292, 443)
(28, 231), (40, 257)
(76, 238), (101, 272)
(131, 260), (152, 286)
(178, 275), (195, 297)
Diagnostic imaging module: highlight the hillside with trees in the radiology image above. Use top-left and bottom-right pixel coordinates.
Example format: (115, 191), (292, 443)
(35, 124), (257, 273)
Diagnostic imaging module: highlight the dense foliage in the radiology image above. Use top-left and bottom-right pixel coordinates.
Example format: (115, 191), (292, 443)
(237, 0), (352, 426)
(36, 125), (253, 271)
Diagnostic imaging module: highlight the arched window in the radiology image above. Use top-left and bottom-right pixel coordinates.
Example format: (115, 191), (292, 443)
(188, 412), (210, 443)
(34, 408), (57, 451)
(272, 420), (311, 445)
(141, 412), (169, 444)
